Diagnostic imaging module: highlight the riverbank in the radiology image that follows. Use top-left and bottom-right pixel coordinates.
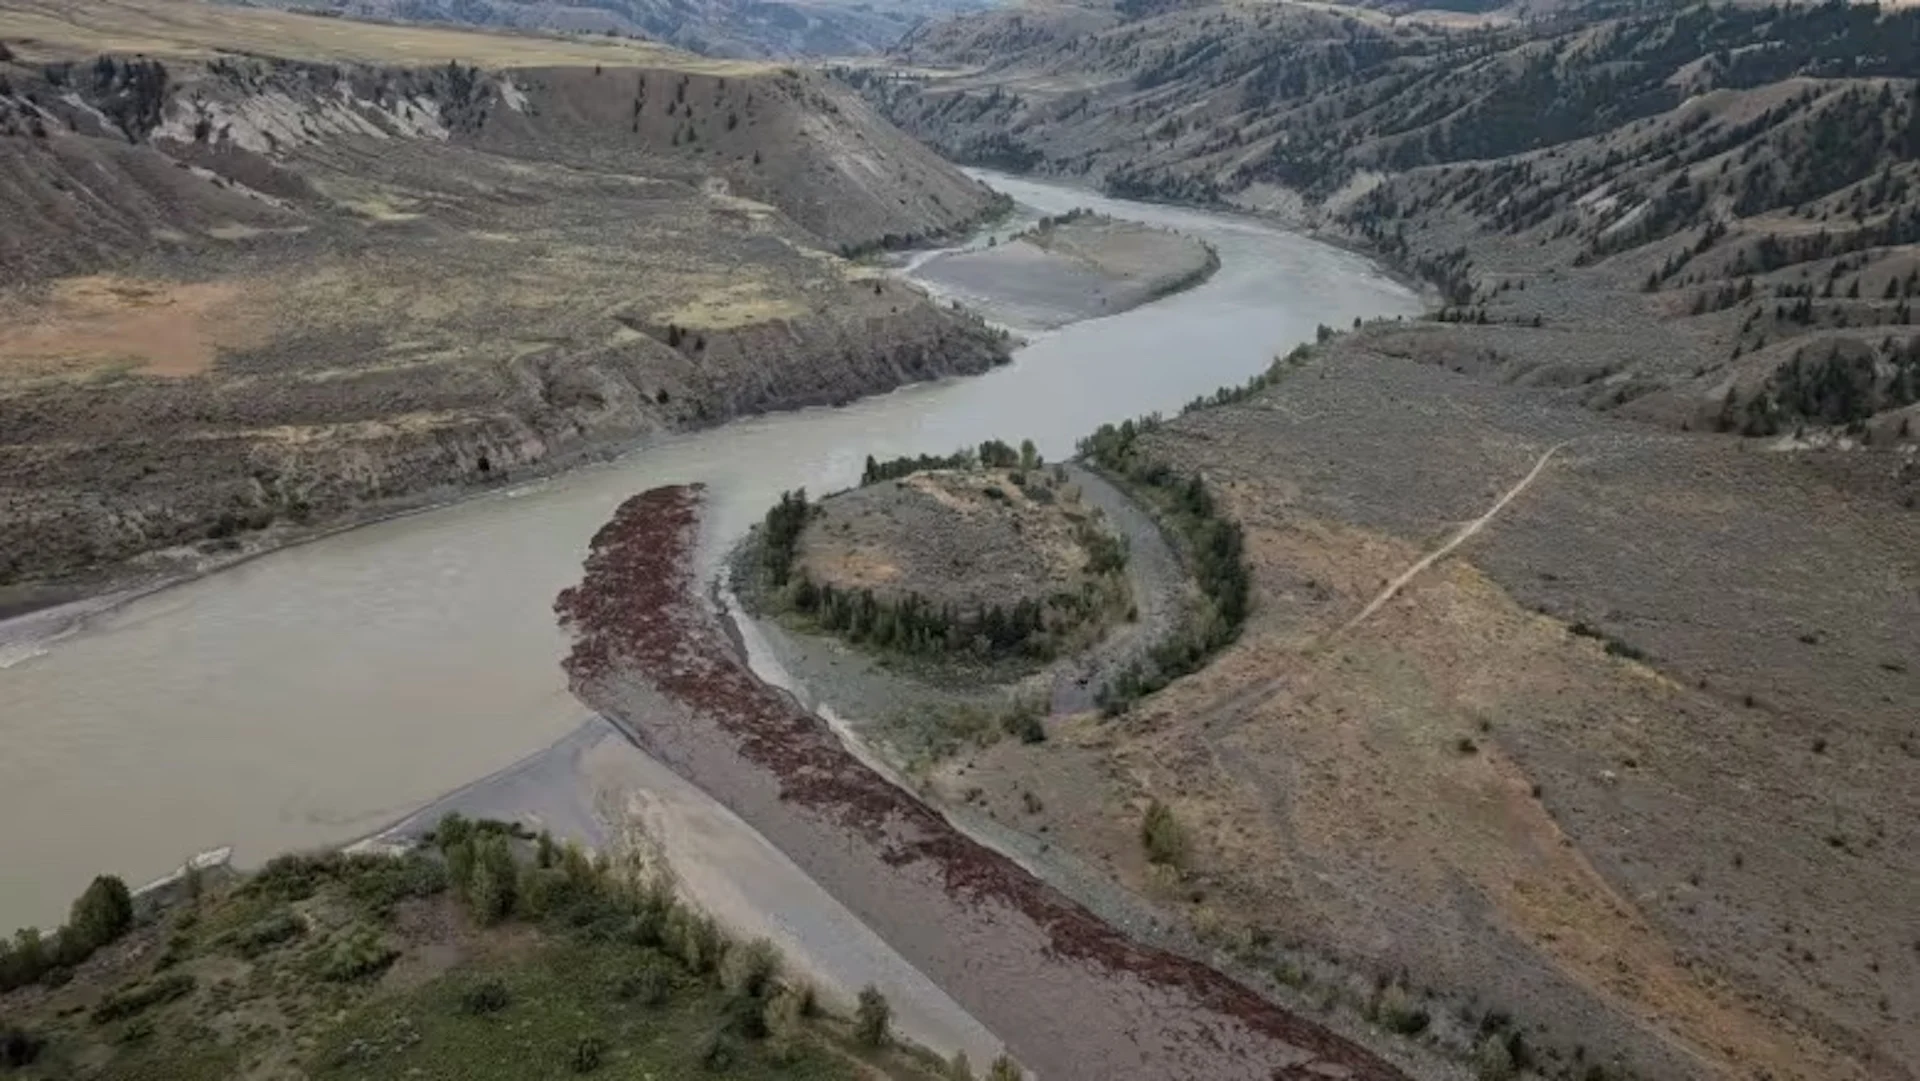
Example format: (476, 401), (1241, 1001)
(555, 482), (1411, 1081)
(0, 782), (967, 1081)
(354, 713), (1004, 1065)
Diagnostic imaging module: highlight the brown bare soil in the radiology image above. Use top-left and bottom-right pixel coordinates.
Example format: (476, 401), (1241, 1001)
(0, 276), (264, 379)
(795, 467), (1094, 612)
(555, 483), (1422, 1081)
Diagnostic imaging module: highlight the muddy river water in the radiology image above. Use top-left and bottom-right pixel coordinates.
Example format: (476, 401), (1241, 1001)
(0, 172), (1419, 933)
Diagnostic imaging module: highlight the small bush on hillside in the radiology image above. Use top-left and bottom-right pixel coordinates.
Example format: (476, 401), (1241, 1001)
(1002, 705), (1046, 744)
(460, 977), (512, 1016)
(1141, 800), (1188, 867)
(855, 985), (891, 1047)
(91, 972), (196, 1024)
(67, 876), (134, 955)
(225, 910), (304, 958)
(0, 1026), (44, 1068)
(569, 1035), (605, 1073)
(988, 1054), (1024, 1081)
(764, 986), (809, 1062)
(1476, 1033), (1517, 1081)
(466, 836), (518, 924)
(719, 938), (780, 999)
(613, 960), (674, 1007)
(318, 927), (397, 983)
(1373, 983), (1429, 1035)
(699, 1029), (740, 1072)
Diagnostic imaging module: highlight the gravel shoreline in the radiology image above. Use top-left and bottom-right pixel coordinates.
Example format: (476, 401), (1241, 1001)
(556, 483), (1409, 1081)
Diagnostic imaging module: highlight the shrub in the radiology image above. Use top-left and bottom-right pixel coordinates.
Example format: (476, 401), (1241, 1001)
(988, 1054), (1024, 1081)
(1603, 638), (1647, 661)
(764, 986), (809, 1062)
(467, 836), (517, 925)
(318, 927), (397, 983)
(0, 1026), (43, 1068)
(720, 938), (780, 999)
(946, 1050), (975, 1080)
(515, 865), (572, 921)
(1476, 1033), (1517, 1081)
(722, 989), (768, 1039)
(1140, 800), (1188, 867)
(342, 852), (448, 914)
(460, 977), (512, 1015)
(91, 972), (196, 1023)
(855, 984), (891, 1048)
(1374, 984), (1430, 1035)
(570, 1035), (606, 1073)
(1, 929), (48, 992)
(68, 875), (134, 954)
(226, 910), (304, 958)
(249, 853), (335, 902)
(698, 1029), (740, 1072)
(614, 960), (674, 1007)
(1002, 706), (1046, 744)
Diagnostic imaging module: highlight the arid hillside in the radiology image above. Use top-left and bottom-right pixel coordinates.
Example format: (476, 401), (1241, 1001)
(225, 0), (990, 59)
(811, 3), (1920, 1080)
(856, 0), (1920, 473)
(0, 0), (1010, 596)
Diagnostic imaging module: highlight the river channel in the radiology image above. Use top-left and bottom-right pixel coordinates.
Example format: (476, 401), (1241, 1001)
(0, 172), (1420, 932)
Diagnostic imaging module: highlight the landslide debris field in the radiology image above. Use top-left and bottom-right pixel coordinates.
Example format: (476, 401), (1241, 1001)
(0, 0), (1009, 596)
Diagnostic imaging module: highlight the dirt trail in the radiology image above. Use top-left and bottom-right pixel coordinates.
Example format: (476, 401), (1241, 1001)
(1334, 440), (1569, 638)
(1185, 441), (1569, 734)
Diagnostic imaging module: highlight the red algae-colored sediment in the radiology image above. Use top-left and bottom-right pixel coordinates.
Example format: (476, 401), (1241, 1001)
(556, 485), (1409, 1081)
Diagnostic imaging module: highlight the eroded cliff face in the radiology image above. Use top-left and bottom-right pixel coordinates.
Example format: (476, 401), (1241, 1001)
(0, 13), (1009, 590)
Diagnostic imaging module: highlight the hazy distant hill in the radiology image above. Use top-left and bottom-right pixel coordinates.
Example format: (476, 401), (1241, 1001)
(229, 0), (995, 57)
(862, 0), (1920, 445)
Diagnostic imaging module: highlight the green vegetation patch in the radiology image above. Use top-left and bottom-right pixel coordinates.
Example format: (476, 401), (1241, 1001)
(1078, 416), (1252, 715)
(0, 815), (959, 1081)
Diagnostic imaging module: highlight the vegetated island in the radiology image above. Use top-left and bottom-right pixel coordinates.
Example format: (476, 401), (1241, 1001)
(914, 209), (1221, 327)
(0, 815), (998, 1081)
(742, 439), (1132, 684)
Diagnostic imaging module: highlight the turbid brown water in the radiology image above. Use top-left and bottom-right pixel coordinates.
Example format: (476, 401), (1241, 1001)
(0, 171), (1419, 933)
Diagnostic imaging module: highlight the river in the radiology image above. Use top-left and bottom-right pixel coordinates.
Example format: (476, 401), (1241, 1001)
(0, 172), (1419, 932)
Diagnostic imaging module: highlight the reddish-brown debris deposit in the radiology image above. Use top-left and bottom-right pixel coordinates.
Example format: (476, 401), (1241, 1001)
(555, 484), (1411, 1081)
